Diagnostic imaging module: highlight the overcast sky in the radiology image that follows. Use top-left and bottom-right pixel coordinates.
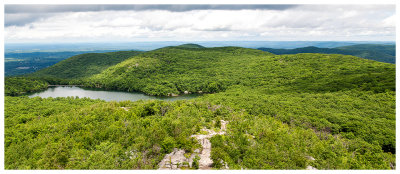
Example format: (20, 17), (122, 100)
(4, 4), (396, 43)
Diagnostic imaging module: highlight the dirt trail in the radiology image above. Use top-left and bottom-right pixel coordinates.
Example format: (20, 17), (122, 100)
(158, 120), (228, 170)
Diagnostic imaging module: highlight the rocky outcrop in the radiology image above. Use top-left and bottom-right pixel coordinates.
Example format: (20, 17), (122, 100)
(158, 120), (228, 170)
(158, 149), (198, 170)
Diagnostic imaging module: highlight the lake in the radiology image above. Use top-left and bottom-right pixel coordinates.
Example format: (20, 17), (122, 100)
(28, 86), (201, 102)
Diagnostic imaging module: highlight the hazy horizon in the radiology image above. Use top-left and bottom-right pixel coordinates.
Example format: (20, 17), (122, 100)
(5, 41), (395, 53)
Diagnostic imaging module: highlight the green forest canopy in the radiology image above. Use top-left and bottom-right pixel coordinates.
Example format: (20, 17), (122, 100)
(29, 51), (142, 79)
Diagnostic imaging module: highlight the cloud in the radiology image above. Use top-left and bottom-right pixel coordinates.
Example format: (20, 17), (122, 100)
(4, 5), (395, 42)
(4, 4), (297, 27)
(382, 15), (396, 27)
(5, 13), (52, 26)
(5, 4), (297, 13)
(197, 27), (233, 31)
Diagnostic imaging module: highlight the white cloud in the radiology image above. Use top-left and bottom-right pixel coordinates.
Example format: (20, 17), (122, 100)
(382, 14), (396, 27)
(4, 5), (396, 42)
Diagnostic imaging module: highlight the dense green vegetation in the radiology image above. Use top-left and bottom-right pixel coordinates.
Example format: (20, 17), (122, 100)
(5, 77), (48, 96)
(29, 51), (142, 79)
(210, 115), (394, 169)
(84, 47), (394, 96)
(4, 45), (396, 169)
(258, 44), (395, 64)
(5, 97), (206, 169)
(5, 96), (395, 169)
(83, 47), (275, 95)
(202, 88), (395, 154)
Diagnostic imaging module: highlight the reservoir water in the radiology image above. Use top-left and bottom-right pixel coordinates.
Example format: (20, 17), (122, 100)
(28, 86), (201, 102)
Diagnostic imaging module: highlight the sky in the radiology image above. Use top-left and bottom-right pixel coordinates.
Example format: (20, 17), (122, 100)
(4, 4), (396, 43)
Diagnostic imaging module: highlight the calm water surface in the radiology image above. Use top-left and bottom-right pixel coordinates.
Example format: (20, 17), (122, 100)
(28, 86), (201, 102)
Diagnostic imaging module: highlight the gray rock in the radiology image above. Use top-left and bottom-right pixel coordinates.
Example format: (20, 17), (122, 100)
(306, 156), (315, 161)
(306, 165), (318, 170)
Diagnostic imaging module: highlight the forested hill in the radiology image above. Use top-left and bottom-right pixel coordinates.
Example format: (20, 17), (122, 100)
(83, 46), (275, 95)
(29, 51), (142, 79)
(83, 46), (394, 96)
(258, 44), (395, 64)
(174, 43), (205, 48)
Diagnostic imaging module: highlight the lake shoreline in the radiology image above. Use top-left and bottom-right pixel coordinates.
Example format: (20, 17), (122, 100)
(28, 86), (202, 102)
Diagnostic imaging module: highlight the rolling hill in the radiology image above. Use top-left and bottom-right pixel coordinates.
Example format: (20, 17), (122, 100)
(29, 51), (142, 79)
(174, 43), (205, 48)
(258, 44), (395, 64)
(83, 46), (394, 95)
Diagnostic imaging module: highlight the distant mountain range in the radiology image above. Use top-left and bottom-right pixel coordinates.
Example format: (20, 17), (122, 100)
(258, 44), (395, 64)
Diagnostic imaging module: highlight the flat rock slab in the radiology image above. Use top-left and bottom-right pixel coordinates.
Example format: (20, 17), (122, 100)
(158, 148), (188, 170)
